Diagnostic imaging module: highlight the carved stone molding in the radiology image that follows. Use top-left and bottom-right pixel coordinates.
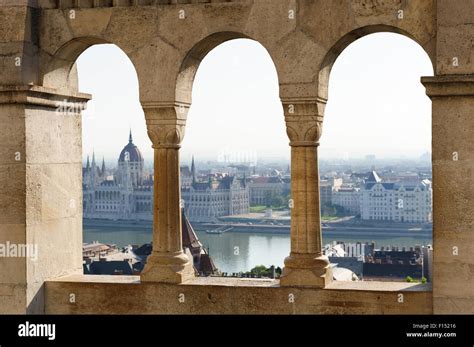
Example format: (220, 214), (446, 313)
(142, 102), (190, 149)
(0, 85), (91, 110)
(281, 98), (326, 146)
(421, 75), (474, 98)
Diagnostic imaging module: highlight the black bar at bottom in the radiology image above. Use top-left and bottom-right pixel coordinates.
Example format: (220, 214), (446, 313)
(0, 315), (472, 346)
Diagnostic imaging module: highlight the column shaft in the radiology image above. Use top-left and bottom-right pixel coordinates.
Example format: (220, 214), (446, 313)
(153, 146), (182, 253)
(290, 145), (322, 255)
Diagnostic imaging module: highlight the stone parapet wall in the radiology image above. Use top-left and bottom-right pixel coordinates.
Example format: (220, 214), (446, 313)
(45, 275), (434, 314)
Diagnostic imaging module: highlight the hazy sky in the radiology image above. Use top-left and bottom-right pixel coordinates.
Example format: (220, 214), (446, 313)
(78, 33), (433, 165)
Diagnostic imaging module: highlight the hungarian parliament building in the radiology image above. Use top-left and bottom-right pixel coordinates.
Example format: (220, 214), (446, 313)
(82, 132), (249, 222)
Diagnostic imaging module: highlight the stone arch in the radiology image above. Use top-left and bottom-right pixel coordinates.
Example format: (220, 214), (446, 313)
(318, 25), (435, 101)
(176, 31), (280, 105)
(42, 36), (140, 95)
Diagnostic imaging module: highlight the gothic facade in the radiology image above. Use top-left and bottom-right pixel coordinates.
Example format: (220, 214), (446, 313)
(83, 140), (249, 222)
(181, 158), (250, 222)
(82, 131), (154, 221)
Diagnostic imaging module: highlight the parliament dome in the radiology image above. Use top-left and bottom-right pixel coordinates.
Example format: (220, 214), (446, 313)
(118, 130), (144, 163)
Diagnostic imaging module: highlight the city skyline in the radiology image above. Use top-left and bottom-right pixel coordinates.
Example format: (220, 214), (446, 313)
(83, 130), (431, 168)
(78, 33), (433, 163)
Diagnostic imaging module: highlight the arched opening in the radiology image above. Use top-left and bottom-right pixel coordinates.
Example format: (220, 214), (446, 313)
(43, 37), (113, 92)
(180, 38), (289, 278)
(318, 25), (434, 101)
(176, 32), (250, 104)
(319, 32), (434, 283)
(74, 44), (151, 276)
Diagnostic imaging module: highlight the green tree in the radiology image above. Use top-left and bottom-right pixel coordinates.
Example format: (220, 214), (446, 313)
(272, 195), (285, 208)
(264, 191), (286, 208)
(264, 191), (273, 207)
(321, 203), (336, 217)
(251, 265), (268, 277)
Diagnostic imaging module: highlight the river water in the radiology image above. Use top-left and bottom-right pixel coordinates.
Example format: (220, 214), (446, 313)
(83, 225), (432, 273)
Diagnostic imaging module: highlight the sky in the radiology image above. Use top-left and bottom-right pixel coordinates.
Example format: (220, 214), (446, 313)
(78, 33), (433, 166)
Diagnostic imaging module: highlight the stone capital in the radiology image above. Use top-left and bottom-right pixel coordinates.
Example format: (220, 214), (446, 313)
(141, 102), (190, 149)
(281, 97), (326, 147)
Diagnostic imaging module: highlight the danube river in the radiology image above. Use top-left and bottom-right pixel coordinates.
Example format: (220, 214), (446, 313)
(84, 224), (432, 273)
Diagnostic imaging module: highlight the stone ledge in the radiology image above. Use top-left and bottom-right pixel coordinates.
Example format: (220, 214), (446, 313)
(326, 280), (432, 292)
(48, 274), (432, 291)
(421, 75), (474, 97)
(0, 85), (91, 108)
(49, 274), (141, 284)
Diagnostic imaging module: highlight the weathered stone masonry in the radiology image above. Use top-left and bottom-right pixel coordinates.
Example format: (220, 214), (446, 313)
(0, 0), (472, 314)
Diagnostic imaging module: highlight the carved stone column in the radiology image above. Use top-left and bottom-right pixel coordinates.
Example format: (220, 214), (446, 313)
(280, 98), (332, 287)
(140, 103), (195, 283)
